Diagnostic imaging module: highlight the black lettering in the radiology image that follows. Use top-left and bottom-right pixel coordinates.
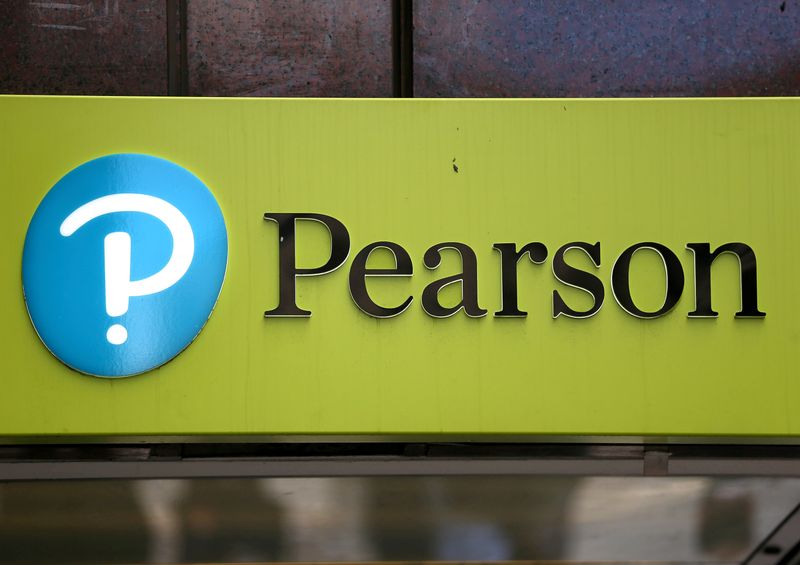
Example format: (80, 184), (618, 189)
(263, 212), (350, 317)
(422, 242), (487, 318)
(612, 242), (684, 318)
(552, 242), (604, 318)
(493, 242), (548, 317)
(687, 242), (765, 318)
(349, 241), (413, 318)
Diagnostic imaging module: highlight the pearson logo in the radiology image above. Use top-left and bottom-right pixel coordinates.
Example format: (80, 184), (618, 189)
(22, 154), (228, 378)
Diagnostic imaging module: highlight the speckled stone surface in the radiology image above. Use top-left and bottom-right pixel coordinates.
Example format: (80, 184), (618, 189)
(0, 1), (167, 95)
(414, 0), (800, 97)
(187, 0), (392, 97)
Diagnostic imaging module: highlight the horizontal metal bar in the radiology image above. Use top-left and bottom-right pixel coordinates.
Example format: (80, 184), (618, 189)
(669, 458), (800, 476)
(3, 455), (800, 481)
(2, 434), (800, 445)
(2, 442), (799, 480)
(0, 456), (645, 481)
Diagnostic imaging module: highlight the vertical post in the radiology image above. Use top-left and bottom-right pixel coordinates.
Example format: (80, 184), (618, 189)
(392, 0), (413, 97)
(166, 0), (188, 96)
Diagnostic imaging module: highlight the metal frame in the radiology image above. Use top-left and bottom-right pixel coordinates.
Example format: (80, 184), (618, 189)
(2, 434), (800, 445)
(746, 503), (800, 565)
(2, 442), (800, 481)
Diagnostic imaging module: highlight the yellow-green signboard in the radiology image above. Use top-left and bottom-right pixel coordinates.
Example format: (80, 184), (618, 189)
(1, 96), (798, 439)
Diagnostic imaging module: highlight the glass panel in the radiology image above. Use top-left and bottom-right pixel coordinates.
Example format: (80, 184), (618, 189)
(413, 0), (800, 97)
(0, 0), (167, 95)
(1, 476), (798, 563)
(187, 0), (393, 97)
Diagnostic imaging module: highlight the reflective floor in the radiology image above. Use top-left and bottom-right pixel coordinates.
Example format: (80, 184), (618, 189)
(0, 476), (798, 563)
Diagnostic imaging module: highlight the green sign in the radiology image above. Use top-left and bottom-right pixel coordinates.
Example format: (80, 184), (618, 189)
(1, 96), (797, 439)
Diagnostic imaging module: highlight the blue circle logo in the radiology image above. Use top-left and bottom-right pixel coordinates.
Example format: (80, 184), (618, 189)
(22, 154), (228, 378)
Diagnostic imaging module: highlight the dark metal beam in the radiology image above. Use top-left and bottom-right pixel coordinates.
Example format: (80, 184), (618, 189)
(166, 0), (188, 96)
(2, 443), (800, 481)
(392, 0), (413, 97)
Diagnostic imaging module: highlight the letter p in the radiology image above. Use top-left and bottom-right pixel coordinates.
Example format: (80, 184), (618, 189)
(263, 213), (350, 317)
